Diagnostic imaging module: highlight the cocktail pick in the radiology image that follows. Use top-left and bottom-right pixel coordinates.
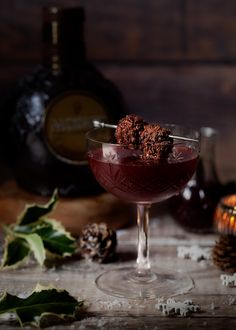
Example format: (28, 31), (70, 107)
(93, 120), (199, 143)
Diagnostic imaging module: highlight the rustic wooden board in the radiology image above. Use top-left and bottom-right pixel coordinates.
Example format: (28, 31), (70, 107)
(0, 217), (235, 329)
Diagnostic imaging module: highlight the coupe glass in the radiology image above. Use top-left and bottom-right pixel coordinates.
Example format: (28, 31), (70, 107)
(87, 124), (199, 299)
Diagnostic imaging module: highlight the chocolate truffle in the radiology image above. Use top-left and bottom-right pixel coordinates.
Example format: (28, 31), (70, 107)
(140, 124), (173, 160)
(115, 114), (146, 148)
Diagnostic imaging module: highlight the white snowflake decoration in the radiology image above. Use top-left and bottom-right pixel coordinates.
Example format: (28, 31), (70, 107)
(177, 245), (212, 262)
(155, 298), (200, 317)
(220, 273), (236, 287)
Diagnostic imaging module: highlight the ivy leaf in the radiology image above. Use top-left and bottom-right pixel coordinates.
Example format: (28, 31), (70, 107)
(18, 190), (58, 226)
(0, 283), (83, 327)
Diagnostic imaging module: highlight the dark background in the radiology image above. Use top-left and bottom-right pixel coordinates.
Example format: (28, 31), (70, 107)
(0, 0), (236, 183)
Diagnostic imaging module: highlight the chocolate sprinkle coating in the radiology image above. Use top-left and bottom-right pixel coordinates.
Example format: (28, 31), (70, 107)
(115, 114), (146, 149)
(140, 124), (173, 160)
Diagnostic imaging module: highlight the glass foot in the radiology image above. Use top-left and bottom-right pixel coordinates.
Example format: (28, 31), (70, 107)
(95, 267), (194, 299)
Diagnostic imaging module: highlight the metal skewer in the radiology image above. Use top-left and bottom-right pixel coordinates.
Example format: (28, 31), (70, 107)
(93, 120), (199, 143)
(93, 121), (117, 129)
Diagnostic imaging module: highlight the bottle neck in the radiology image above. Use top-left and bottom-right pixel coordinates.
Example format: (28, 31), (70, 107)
(42, 6), (86, 75)
(196, 127), (219, 186)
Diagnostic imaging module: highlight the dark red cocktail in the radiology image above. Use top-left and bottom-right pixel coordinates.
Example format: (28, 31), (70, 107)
(88, 145), (198, 203)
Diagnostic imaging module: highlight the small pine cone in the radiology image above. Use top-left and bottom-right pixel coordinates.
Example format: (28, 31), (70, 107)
(212, 235), (236, 273)
(79, 223), (117, 263)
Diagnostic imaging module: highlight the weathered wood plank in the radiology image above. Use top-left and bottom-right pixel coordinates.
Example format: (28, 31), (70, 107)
(1, 316), (235, 330)
(84, 0), (184, 61)
(187, 0), (236, 60)
(2, 0), (236, 64)
(0, 0), (184, 63)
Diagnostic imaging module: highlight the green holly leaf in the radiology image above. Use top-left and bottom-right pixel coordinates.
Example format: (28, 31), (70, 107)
(1, 236), (30, 268)
(18, 190), (58, 226)
(35, 219), (76, 257)
(16, 233), (45, 266)
(1, 191), (77, 269)
(2, 226), (45, 268)
(14, 219), (76, 257)
(0, 283), (83, 327)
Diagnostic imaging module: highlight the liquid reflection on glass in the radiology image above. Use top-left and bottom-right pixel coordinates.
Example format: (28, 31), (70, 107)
(87, 125), (199, 299)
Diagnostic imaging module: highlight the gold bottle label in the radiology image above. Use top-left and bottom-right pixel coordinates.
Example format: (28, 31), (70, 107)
(43, 91), (107, 164)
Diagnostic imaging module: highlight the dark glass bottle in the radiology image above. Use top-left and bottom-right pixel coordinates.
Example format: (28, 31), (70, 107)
(170, 127), (223, 233)
(4, 6), (126, 197)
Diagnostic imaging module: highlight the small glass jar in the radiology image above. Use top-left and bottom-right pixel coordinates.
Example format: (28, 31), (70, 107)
(214, 194), (236, 235)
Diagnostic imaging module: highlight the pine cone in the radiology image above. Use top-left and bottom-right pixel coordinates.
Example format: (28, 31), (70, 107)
(212, 235), (236, 272)
(79, 223), (117, 263)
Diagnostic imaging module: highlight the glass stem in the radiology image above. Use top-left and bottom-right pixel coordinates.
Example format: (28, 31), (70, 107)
(136, 203), (151, 274)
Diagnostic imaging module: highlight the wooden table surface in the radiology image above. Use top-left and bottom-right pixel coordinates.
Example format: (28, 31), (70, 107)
(0, 198), (235, 330)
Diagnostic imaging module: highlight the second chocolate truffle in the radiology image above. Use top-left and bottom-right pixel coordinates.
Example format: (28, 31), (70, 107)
(140, 124), (173, 160)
